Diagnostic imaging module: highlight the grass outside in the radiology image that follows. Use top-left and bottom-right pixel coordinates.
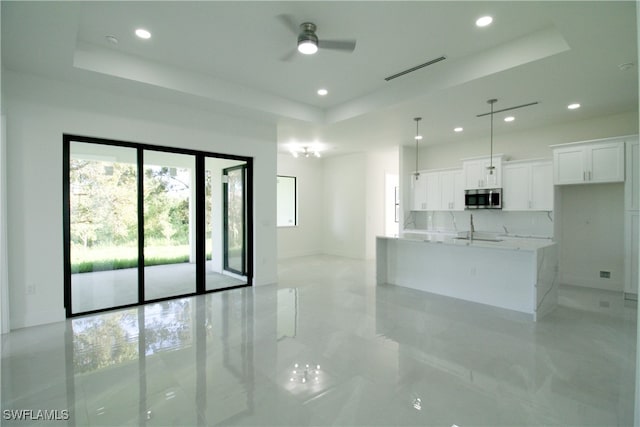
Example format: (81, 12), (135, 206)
(71, 243), (215, 274)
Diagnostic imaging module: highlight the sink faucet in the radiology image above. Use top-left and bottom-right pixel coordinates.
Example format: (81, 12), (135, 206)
(469, 214), (475, 242)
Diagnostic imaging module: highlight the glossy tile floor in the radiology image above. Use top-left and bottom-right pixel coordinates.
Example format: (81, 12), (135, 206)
(2, 255), (637, 426)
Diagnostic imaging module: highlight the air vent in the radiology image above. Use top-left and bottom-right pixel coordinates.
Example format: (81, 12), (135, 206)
(384, 56), (447, 81)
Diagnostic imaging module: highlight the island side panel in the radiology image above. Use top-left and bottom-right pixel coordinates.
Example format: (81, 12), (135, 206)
(383, 238), (536, 315)
(376, 237), (388, 285)
(533, 243), (559, 321)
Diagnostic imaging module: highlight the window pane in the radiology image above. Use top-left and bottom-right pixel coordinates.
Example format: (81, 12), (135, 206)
(70, 142), (138, 313)
(143, 151), (196, 300)
(205, 158), (246, 291)
(277, 176), (296, 227)
(224, 166), (246, 275)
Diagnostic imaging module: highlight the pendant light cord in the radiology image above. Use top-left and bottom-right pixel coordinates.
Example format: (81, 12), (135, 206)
(487, 99), (497, 173)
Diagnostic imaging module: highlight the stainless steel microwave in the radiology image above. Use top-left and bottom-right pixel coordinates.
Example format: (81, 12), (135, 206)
(464, 188), (502, 209)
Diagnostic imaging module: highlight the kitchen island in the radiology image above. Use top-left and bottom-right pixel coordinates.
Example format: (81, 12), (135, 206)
(376, 232), (558, 321)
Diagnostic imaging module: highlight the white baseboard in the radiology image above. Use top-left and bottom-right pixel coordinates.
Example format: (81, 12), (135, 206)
(560, 273), (623, 292)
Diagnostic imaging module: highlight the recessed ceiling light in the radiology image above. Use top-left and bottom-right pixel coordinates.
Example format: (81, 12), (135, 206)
(454, 127), (463, 132)
(135, 28), (151, 39)
(476, 16), (493, 27)
(317, 89), (328, 96)
(105, 35), (119, 45)
(504, 116), (515, 122)
(568, 103), (581, 110)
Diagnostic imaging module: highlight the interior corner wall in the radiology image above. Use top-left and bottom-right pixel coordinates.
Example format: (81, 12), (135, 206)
(322, 152), (366, 259)
(365, 147), (399, 260)
(4, 70), (278, 329)
(276, 153), (324, 259)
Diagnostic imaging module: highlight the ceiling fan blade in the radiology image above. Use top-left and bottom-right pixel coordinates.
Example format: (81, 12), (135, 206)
(276, 14), (299, 35)
(318, 39), (356, 52)
(280, 49), (297, 62)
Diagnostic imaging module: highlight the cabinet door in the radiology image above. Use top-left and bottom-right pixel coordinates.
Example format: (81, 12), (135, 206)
(464, 160), (485, 190)
(554, 146), (586, 184)
(502, 164), (529, 210)
(530, 162), (553, 210)
(424, 172), (441, 210)
(440, 170), (464, 211)
(411, 173), (427, 210)
(589, 142), (624, 183)
(453, 170), (465, 210)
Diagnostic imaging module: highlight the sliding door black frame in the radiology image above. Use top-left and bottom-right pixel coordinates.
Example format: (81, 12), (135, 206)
(222, 164), (248, 276)
(62, 134), (253, 318)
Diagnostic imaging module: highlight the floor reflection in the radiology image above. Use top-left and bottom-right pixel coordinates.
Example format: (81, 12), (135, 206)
(2, 256), (637, 426)
(65, 290), (255, 426)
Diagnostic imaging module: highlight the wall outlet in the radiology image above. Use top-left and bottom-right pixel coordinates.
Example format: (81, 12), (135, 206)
(26, 283), (36, 295)
(599, 271), (611, 279)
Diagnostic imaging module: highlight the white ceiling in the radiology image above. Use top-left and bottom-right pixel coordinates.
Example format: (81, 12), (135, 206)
(2, 1), (638, 157)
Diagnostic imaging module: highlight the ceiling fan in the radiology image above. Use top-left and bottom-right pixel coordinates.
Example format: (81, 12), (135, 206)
(277, 14), (357, 61)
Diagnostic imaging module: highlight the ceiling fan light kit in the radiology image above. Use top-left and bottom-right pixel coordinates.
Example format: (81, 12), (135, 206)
(278, 15), (356, 60)
(297, 22), (319, 54)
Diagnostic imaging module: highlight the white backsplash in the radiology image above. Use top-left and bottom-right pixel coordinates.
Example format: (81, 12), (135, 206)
(408, 210), (554, 238)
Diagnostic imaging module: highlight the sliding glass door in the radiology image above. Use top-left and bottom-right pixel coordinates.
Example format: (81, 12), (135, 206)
(64, 135), (252, 317)
(68, 142), (139, 313)
(223, 165), (247, 277)
(143, 151), (196, 300)
(204, 159), (248, 291)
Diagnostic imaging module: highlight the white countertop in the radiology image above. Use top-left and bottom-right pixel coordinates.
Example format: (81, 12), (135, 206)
(378, 231), (555, 251)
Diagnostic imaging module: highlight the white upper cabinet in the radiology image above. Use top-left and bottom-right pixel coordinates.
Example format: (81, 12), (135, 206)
(463, 155), (503, 189)
(440, 169), (464, 211)
(503, 160), (553, 211)
(424, 172), (441, 211)
(411, 172), (428, 211)
(410, 169), (463, 211)
(552, 139), (625, 185)
(530, 162), (554, 210)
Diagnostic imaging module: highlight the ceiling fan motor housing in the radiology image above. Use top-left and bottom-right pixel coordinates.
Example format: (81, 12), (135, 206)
(298, 22), (319, 45)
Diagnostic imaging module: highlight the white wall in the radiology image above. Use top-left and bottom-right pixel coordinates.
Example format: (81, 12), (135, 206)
(365, 147), (399, 259)
(322, 153), (367, 258)
(277, 147), (399, 261)
(276, 153), (324, 259)
(556, 183), (625, 291)
(1, 115), (8, 334)
(4, 71), (278, 329)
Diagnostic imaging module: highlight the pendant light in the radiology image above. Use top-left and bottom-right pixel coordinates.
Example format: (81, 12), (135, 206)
(486, 99), (497, 187)
(413, 117), (422, 180)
